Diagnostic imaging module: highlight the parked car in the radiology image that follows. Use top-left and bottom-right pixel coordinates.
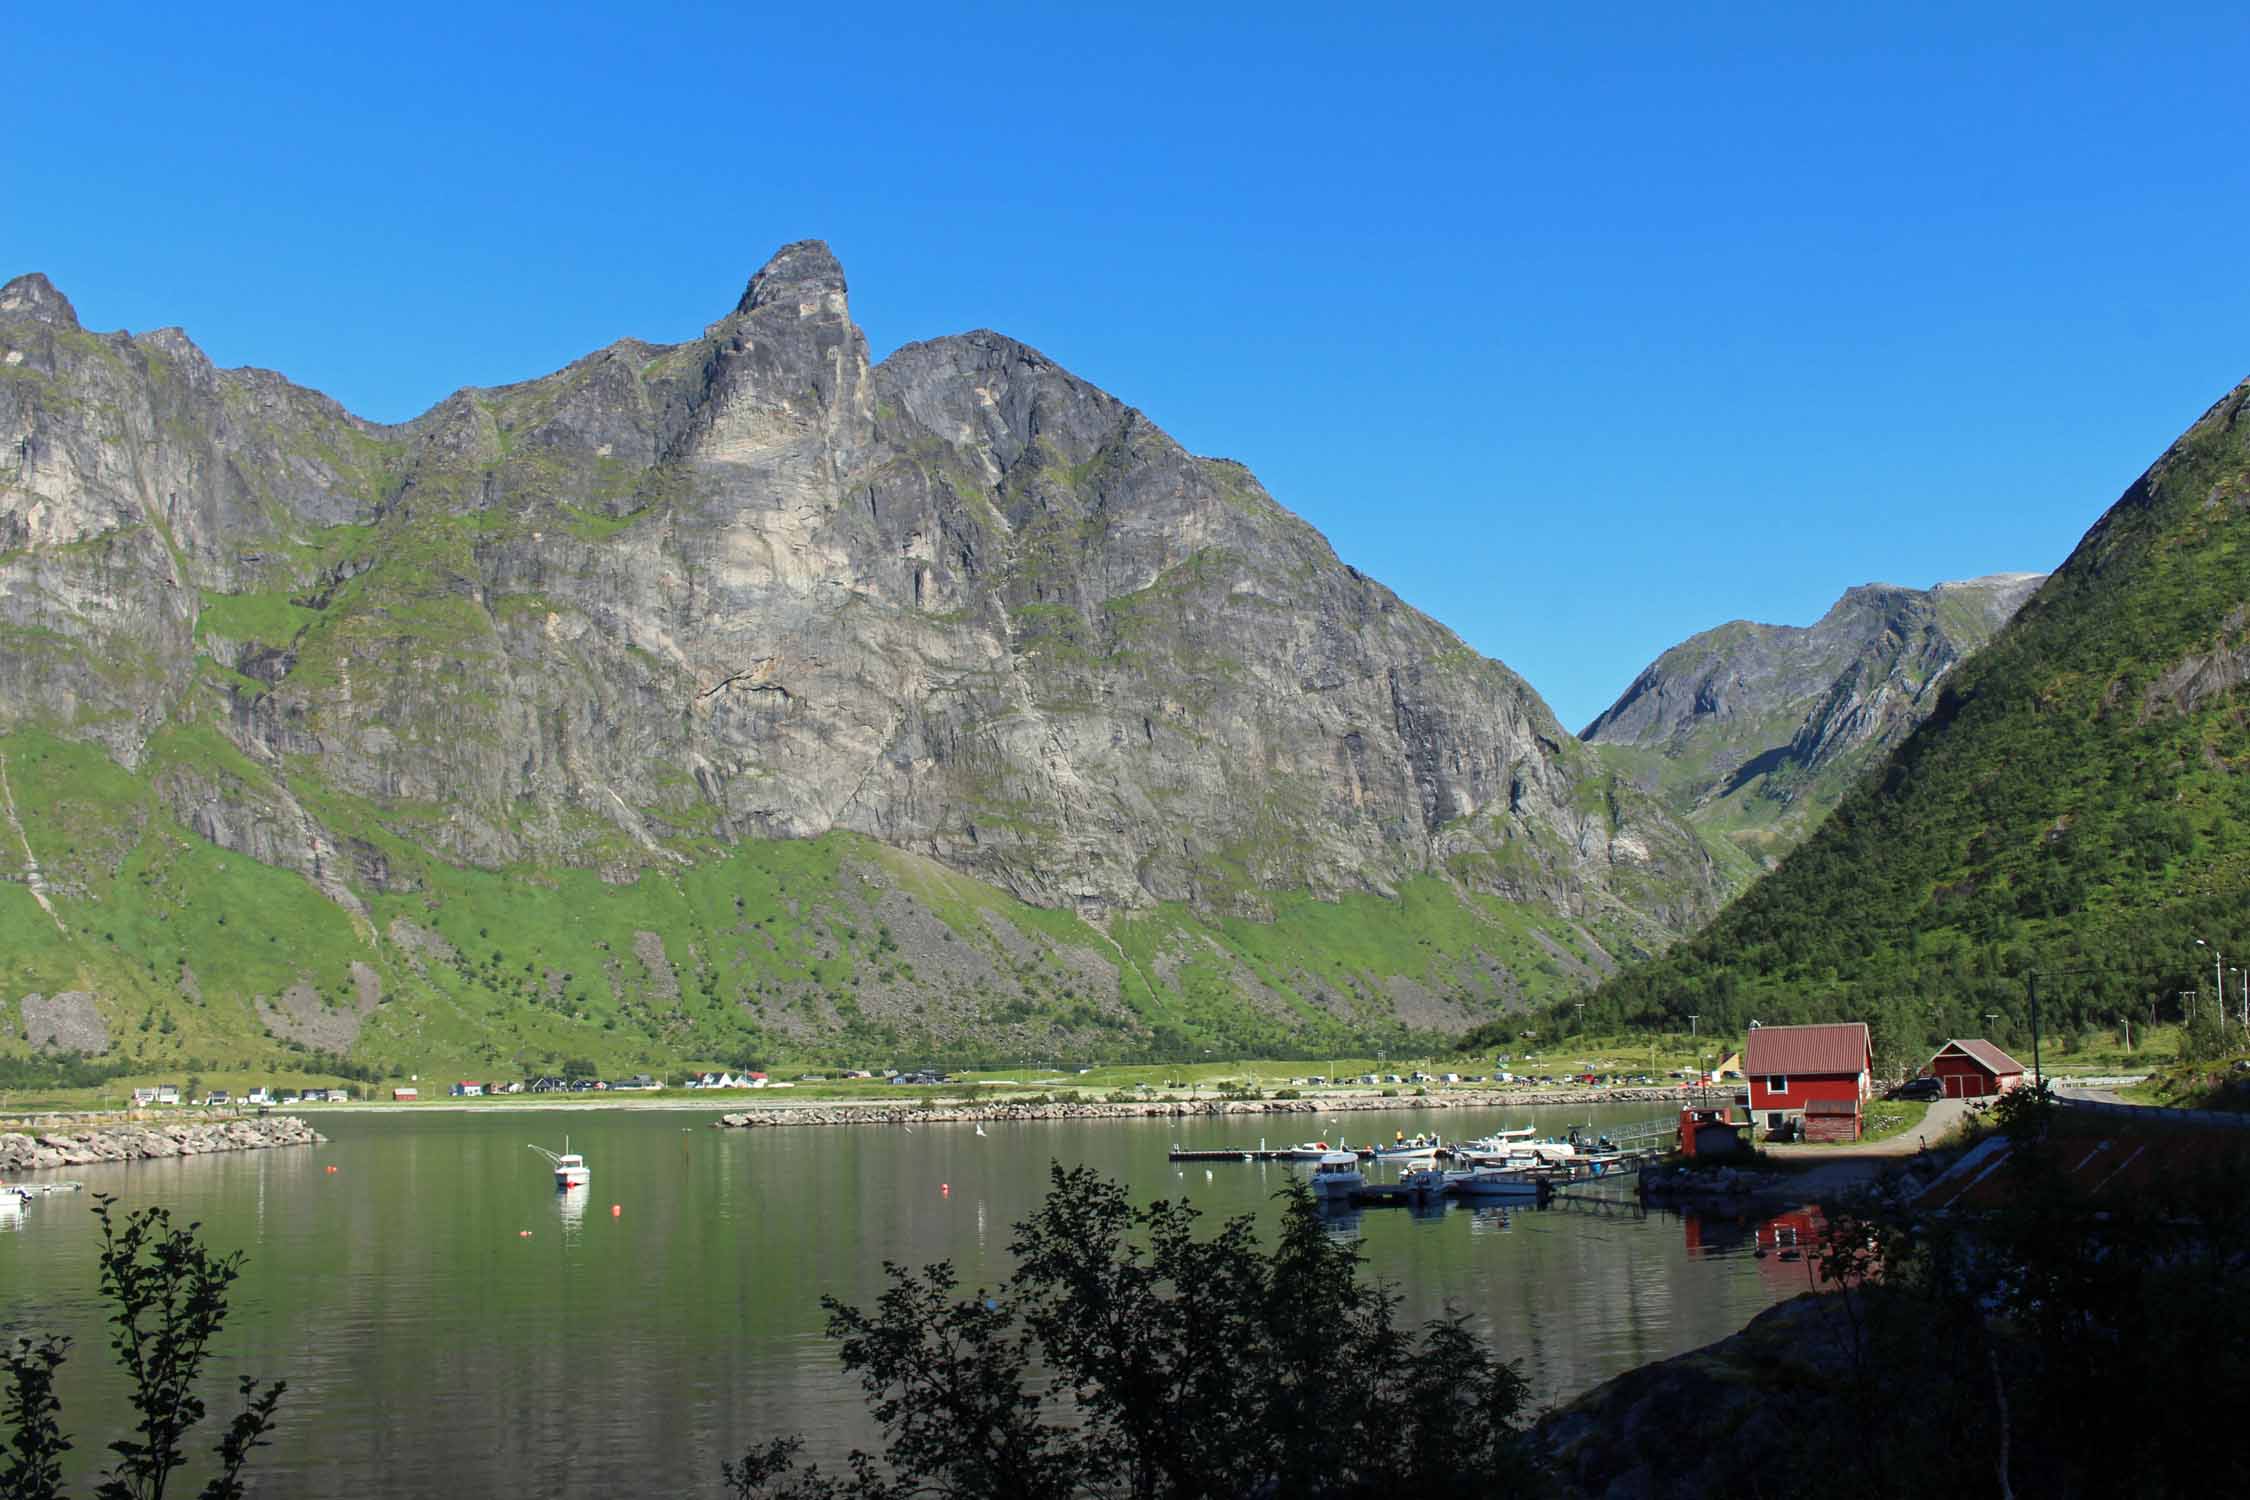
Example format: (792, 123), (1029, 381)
(1888, 1076), (1944, 1102)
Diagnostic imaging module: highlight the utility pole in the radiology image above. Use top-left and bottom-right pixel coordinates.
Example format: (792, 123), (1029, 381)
(2118, 1015), (2132, 1053)
(1687, 1014), (1699, 1038)
(2197, 939), (2224, 1024)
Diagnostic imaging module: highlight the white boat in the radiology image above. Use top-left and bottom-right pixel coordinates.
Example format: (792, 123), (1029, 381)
(529, 1139), (590, 1190)
(1308, 1150), (1364, 1200)
(1459, 1126), (1536, 1153)
(1445, 1165), (1541, 1198)
(1370, 1133), (1445, 1162)
(1276, 1140), (1334, 1161)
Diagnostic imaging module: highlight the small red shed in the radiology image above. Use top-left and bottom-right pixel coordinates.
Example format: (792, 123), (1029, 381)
(1743, 1022), (1872, 1134)
(1927, 1038), (2026, 1098)
(1803, 1098), (1862, 1142)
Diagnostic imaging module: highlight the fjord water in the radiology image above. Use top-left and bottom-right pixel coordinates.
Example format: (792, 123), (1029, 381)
(2, 1104), (1801, 1494)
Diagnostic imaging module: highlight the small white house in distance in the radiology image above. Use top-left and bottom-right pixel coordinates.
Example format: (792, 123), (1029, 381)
(247, 1087), (273, 1105)
(156, 1084), (180, 1105)
(132, 1087), (158, 1105)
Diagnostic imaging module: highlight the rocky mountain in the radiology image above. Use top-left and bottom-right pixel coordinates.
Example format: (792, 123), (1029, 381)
(1583, 573), (2043, 871)
(1586, 371), (2250, 1069)
(0, 245), (1725, 1073)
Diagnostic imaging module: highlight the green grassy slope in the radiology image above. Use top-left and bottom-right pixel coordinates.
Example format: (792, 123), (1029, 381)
(1583, 377), (2250, 1074)
(0, 718), (1633, 1077)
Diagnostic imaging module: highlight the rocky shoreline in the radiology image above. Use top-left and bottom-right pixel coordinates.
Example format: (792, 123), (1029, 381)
(0, 1116), (326, 1174)
(714, 1087), (1713, 1130)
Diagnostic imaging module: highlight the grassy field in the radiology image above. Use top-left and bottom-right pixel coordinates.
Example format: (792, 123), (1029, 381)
(1859, 1098), (1930, 1144)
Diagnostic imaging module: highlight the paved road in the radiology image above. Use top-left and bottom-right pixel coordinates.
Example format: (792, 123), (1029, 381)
(1759, 1096), (1977, 1197)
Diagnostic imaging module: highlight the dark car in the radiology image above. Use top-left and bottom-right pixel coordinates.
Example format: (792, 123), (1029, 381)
(1887, 1076), (1944, 1102)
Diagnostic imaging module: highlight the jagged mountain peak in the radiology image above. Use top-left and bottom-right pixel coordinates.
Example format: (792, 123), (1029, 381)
(736, 238), (849, 317)
(0, 249), (1732, 1066)
(0, 273), (78, 329)
(1585, 571), (2044, 868)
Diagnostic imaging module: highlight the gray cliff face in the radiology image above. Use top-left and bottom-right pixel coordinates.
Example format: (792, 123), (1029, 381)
(0, 246), (1724, 968)
(1581, 574), (2043, 859)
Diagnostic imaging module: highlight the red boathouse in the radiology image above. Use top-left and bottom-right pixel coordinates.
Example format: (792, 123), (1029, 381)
(1927, 1038), (2027, 1098)
(1743, 1022), (1872, 1136)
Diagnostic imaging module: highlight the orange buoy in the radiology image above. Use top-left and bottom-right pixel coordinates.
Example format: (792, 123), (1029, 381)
(941, 1183), (950, 1195)
(611, 1204), (621, 1217)
(519, 1230), (532, 1238)
(325, 1165), (338, 1174)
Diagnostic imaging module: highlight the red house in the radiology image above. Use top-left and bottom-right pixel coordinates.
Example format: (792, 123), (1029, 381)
(1743, 1022), (1873, 1135)
(1927, 1038), (2026, 1098)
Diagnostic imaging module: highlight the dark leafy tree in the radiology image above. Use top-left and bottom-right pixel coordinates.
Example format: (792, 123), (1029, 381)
(0, 1197), (285, 1500)
(725, 1165), (1536, 1500)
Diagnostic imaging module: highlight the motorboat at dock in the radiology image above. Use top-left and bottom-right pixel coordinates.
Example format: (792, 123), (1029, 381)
(1366, 1132), (1446, 1163)
(1444, 1164), (1542, 1198)
(1308, 1150), (1365, 1201)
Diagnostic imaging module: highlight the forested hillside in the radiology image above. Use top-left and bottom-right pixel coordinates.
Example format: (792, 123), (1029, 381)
(1586, 375), (2250, 1074)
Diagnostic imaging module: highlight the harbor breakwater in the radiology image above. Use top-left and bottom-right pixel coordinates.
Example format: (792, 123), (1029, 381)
(0, 1116), (325, 1173)
(715, 1086), (1721, 1131)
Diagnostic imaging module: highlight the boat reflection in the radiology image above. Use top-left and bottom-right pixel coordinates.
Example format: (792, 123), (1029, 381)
(1465, 1205), (1516, 1236)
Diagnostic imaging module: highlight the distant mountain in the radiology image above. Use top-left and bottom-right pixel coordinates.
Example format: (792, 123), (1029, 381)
(1583, 574), (2043, 873)
(1586, 372), (2250, 1072)
(0, 248), (1725, 1074)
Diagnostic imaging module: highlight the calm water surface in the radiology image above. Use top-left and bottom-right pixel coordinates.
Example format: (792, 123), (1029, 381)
(1, 1103), (1812, 1494)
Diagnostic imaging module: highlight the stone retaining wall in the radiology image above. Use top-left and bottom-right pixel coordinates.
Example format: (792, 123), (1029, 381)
(716, 1087), (1719, 1130)
(0, 1117), (325, 1174)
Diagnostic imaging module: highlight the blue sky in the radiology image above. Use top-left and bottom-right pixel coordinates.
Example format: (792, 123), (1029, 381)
(14, 3), (2249, 729)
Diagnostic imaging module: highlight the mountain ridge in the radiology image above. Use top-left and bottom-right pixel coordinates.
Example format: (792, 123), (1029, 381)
(1583, 570), (2044, 870)
(0, 243), (1724, 1071)
(1582, 369), (2250, 1070)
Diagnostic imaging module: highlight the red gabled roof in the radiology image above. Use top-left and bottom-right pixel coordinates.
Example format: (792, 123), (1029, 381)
(1742, 1022), (1871, 1078)
(1934, 1038), (2025, 1077)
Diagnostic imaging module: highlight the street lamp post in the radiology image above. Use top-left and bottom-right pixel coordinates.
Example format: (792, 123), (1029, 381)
(1687, 1014), (1699, 1038)
(2197, 940), (2224, 1024)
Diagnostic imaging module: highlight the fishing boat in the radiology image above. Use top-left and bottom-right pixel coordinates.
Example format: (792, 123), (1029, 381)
(1308, 1150), (1364, 1200)
(1369, 1133), (1445, 1162)
(529, 1139), (590, 1190)
(1399, 1165), (1452, 1199)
